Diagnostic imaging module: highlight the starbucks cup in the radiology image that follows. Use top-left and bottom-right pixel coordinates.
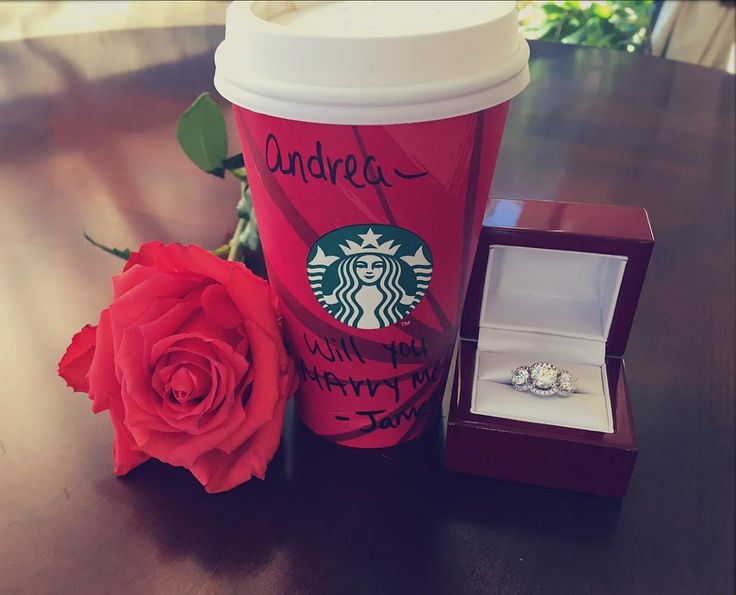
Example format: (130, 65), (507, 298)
(215, 1), (529, 448)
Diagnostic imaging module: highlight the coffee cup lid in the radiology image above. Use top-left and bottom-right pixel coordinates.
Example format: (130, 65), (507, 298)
(214, 1), (530, 124)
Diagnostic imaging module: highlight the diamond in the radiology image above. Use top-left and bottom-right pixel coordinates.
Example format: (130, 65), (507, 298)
(511, 366), (530, 389)
(556, 371), (576, 397)
(558, 371), (575, 390)
(529, 362), (558, 390)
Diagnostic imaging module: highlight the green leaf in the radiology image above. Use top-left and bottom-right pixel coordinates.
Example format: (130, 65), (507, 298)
(83, 231), (130, 260)
(542, 4), (566, 15)
(524, 20), (558, 40)
(561, 25), (588, 45)
(220, 153), (247, 180)
(222, 153), (244, 171)
(177, 93), (228, 173)
(564, 0), (584, 10)
(592, 2), (613, 19)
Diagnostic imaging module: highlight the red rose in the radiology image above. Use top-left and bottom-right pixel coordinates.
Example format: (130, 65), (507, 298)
(58, 242), (297, 493)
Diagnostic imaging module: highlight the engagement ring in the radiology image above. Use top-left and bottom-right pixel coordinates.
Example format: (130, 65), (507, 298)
(511, 362), (577, 397)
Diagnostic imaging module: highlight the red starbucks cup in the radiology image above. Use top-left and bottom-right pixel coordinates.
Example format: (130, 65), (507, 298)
(215, 1), (529, 447)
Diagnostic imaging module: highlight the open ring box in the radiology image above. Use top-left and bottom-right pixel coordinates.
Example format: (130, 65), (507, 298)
(445, 198), (654, 497)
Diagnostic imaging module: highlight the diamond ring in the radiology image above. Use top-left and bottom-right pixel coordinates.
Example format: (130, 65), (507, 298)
(510, 362), (577, 397)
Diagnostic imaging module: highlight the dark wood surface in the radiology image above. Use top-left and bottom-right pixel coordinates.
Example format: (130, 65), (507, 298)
(1, 28), (733, 595)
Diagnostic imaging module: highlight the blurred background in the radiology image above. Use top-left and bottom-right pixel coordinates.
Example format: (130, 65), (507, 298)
(0, 0), (734, 73)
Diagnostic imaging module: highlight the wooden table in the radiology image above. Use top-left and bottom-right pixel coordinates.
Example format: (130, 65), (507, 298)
(1, 28), (733, 595)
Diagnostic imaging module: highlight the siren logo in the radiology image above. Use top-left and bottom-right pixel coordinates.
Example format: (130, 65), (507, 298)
(307, 224), (433, 329)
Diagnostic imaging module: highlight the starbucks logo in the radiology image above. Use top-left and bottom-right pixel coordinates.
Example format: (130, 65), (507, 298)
(307, 224), (433, 329)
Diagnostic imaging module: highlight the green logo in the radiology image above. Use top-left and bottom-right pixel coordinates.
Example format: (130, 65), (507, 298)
(307, 224), (433, 329)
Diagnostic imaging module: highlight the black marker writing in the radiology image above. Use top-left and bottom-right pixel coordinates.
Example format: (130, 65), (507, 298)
(355, 395), (439, 433)
(265, 133), (426, 188)
(382, 338), (428, 370)
(296, 358), (401, 403)
(304, 333), (365, 364)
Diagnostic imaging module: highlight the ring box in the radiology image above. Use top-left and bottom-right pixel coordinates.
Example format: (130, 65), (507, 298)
(445, 198), (654, 497)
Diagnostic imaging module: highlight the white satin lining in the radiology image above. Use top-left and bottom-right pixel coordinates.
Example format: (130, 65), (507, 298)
(471, 351), (613, 433)
(469, 246), (627, 433)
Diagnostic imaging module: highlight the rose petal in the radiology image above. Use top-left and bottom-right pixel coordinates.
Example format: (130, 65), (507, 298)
(58, 324), (96, 393)
(169, 368), (196, 402)
(213, 321), (283, 454)
(124, 240), (168, 272)
(201, 283), (242, 330)
(129, 243), (275, 329)
(121, 329), (251, 464)
(109, 278), (203, 357)
(153, 361), (211, 404)
(108, 396), (150, 475)
(189, 395), (289, 493)
(116, 328), (173, 437)
(226, 268), (283, 346)
(138, 296), (202, 341)
(160, 350), (212, 373)
(150, 334), (218, 368)
(111, 263), (159, 299)
(186, 365), (212, 398)
(177, 309), (235, 346)
(158, 359), (231, 434)
(157, 345), (249, 440)
(86, 310), (118, 413)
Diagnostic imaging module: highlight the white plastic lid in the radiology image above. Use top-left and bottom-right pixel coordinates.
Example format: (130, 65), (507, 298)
(214, 1), (530, 125)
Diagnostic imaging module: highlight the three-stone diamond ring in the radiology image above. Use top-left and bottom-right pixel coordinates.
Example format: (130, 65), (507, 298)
(510, 362), (577, 397)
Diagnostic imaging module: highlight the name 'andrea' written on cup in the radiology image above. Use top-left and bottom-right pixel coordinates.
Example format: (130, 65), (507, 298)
(265, 133), (427, 189)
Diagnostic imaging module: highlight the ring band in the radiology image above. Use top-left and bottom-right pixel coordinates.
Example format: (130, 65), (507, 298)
(511, 362), (577, 397)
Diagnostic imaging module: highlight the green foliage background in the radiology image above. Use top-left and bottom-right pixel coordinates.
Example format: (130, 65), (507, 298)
(519, 1), (656, 53)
